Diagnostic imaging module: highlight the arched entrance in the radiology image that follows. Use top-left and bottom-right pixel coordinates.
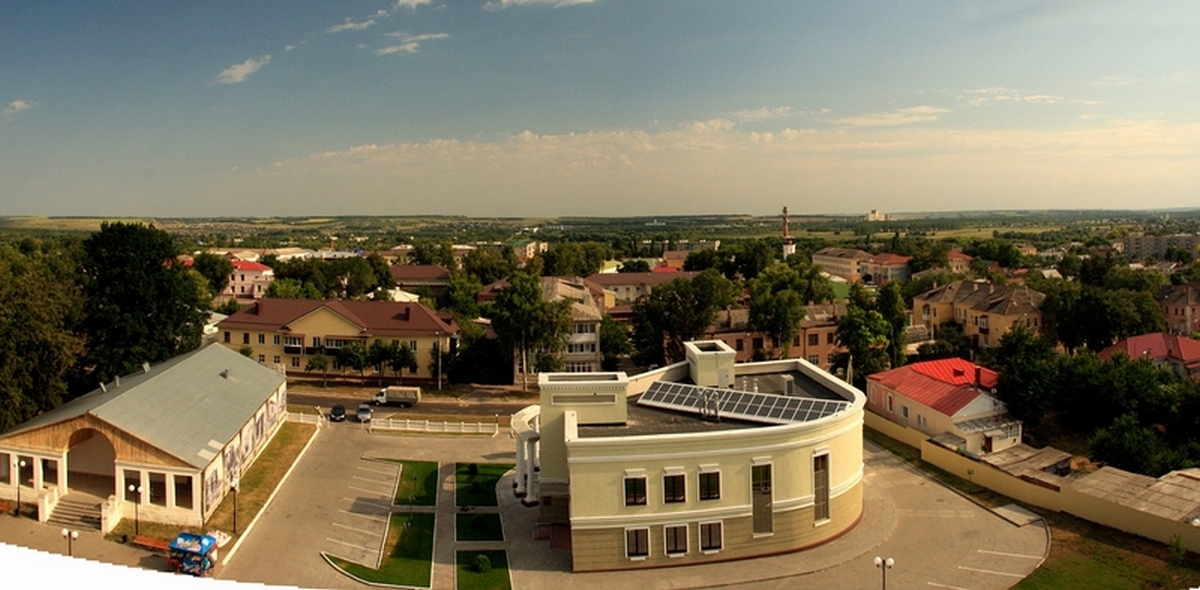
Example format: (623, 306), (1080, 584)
(66, 428), (116, 497)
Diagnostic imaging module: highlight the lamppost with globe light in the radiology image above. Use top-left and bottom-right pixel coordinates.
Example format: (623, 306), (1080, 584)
(15, 459), (27, 517)
(874, 556), (894, 589)
(127, 484), (143, 535)
(62, 528), (79, 556)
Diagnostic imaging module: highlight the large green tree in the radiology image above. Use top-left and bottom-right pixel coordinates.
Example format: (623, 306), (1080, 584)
(79, 222), (208, 383)
(747, 264), (808, 358)
(0, 242), (85, 431)
(875, 281), (909, 369)
(631, 269), (738, 367)
(492, 272), (572, 389)
(989, 324), (1058, 430)
(191, 252), (234, 297)
(599, 314), (632, 370)
(834, 306), (891, 388)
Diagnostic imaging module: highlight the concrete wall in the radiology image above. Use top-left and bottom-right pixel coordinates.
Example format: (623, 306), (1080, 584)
(1061, 485), (1200, 552)
(919, 441), (1064, 512)
(863, 410), (929, 449)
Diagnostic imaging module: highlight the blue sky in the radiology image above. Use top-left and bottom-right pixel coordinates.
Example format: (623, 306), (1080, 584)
(3, 0), (1199, 217)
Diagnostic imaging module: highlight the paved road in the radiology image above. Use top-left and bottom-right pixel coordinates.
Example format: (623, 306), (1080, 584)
(288, 387), (533, 419)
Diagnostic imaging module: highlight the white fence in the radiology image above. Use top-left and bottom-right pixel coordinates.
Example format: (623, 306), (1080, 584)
(368, 418), (500, 435)
(287, 412), (326, 427)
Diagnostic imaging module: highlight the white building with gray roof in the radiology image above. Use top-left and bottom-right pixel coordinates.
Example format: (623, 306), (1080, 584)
(0, 344), (287, 532)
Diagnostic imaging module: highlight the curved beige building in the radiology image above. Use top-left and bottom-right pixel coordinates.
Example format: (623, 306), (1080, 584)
(512, 340), (865, 572)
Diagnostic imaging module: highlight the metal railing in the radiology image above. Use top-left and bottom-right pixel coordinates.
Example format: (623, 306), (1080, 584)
(368, 418), (499, 435)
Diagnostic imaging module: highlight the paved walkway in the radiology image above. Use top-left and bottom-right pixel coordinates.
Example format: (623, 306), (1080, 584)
(0, 513), (167, 572)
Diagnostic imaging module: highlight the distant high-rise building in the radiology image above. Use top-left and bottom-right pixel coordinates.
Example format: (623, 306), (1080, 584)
(866, 209), (887, 222)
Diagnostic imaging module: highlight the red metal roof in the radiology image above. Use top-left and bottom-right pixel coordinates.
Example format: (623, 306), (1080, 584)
(868, 358), (997, 417)
(217, 298), (456, 337)
(1099, 332), (1200, 364)
(231, 260), (271, 272)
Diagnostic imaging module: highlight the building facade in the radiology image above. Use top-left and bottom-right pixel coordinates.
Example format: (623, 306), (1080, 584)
(216, 299), (457, 384)
(811, 248), (872, 283)
(912, 280), (1045, 349)
(1160, 283), (1200, 336)
(226, 260), (274, 299)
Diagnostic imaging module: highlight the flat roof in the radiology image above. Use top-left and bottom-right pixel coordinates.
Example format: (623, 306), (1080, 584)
(577, 398), (766, 439)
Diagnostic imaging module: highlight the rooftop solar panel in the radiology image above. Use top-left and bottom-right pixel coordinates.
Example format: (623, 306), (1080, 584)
(638, 379), (850, 425)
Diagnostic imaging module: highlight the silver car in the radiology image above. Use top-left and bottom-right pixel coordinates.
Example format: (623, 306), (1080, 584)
(356, 403), (373, 423)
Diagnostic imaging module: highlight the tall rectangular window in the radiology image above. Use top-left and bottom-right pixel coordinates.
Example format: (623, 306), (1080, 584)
(663, 474), (686, 503)
(624, 477), (647, 506)
(664, 524), (687, 556)
(243, 333), (250, 344)
(814, 453), (830, 522)
(257, 334), (265, 345)
(700, 521), (723, 552)
(699, 471), (720, 501)
(752, 464), (773, 534)
(625, 528), (649, 559)
(808, 333), (819, 346)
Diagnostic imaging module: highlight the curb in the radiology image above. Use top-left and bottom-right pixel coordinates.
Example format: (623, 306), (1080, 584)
(221, 423), (322, 566)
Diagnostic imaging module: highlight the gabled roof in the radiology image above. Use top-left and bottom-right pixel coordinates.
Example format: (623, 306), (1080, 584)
(217, 298), (457, 337)
(867, 253), (912, 265)
(231, 260), (272, 272)
(1, 345), (284, 469)
(868, 358), (998, 417)
(1098, 332), (1200, 364)
(947, 250), (973, 261)
(913, 280), (1044, 316)
(813, 247), (872, 260)
(1160, 282), (1200, 307)
(585, 271), (698, 288)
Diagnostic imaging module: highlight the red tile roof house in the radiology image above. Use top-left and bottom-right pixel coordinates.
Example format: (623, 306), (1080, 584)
(226, 260), (275, 299)
(1099, 332), (1200, 382)
(866, 358), (1022, 456)
(390, 264), (452, 296)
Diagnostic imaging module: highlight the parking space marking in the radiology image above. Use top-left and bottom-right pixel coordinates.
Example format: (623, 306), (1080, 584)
(339, 509), (388, 523)
(977, 549), (1041, 560)
(325, 537), (377, 552)
(957, 566), (1024, 578)
(341, 496), (391, 506)
(927, 582), (972, 589)
(349, 485), (390, 494)
(353, 475), (394, 485)
(333, 522), (384, 536)
(357, 466), (396, 476)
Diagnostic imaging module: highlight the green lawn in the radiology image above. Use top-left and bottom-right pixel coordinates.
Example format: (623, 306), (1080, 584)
(327, 513), (435, 587)
(381, 459), (439, 506)
(456, 550), (512, 590)
(456, 513), (504, 542)
(455, 463), (513, 507)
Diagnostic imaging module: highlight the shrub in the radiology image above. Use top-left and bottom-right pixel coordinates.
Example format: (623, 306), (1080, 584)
(474, 553), (491, 573)
(467, 463), (479, 477)
(470, 515), (487, 530)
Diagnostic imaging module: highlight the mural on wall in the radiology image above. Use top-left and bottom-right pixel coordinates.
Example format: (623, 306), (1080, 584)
(255, 413), (266, 447)
(204, 467), (221, 514)
(240, 423), (254, 464)
(223, 440), (241, 485)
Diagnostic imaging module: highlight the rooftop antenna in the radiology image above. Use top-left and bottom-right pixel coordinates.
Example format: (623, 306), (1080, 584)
(782, 207), (796, 259)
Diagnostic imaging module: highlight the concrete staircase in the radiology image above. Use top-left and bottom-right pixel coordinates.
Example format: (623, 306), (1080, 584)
(48, 495), (103, 531)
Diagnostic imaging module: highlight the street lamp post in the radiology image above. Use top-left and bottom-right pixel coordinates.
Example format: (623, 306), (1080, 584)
(436, 332), (442, 392)
(874, 556), (894, 590)
(967, 468), (975, 495)
(15, 459), (26, 517)
(127, 484), (142, 535)
(61, 528), (79, 556)
(231, 479), (240, 535)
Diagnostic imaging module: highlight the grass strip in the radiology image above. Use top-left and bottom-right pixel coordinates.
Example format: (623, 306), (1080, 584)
(456, 513), (504, 542)
(456, 550), (511, 590)
(328, 512), (435, 587)
(455, 463), (513, 507)
(379, 459), (439, 506)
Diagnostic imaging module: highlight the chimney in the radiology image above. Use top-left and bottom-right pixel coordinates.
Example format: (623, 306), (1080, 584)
(975, 366), (982, 388)
(255, 300), (262, 314)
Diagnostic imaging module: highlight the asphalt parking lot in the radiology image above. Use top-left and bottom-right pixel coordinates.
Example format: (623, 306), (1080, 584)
(322, 458), (400, 568)
(219, 420), (1048, 590)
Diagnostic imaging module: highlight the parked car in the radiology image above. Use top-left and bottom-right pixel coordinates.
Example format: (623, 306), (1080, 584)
(330, 404), (346, 422)
(356, 403), (373, 423)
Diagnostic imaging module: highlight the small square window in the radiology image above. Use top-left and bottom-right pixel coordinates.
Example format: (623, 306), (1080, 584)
(808, 333), (819, 346)
(699, 471), (720, 501)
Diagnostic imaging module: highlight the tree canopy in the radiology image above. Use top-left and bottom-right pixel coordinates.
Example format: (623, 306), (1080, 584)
(631, 269), (738, 367)
(491, 272), (572, 389)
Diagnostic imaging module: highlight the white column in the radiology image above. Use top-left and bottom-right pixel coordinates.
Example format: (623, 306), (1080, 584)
(514, 438), (527, 497)
(56, 456), (67, 494)
(166, 474), (176, 509)
(33, 458), (43, 490)
(524, 440), (538, 502)
(140, 471), (149, 506)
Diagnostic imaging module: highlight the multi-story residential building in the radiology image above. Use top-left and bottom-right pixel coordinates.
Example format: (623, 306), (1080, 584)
(811, 247), (872, 283)
(1099, 332), (1200, 382)
(912, 280), (1045, 349)
(216, 299), (457, 385)
(543, 277), (606, 373)
(1160, 283), (1200, 335)
(704, 303), (848, 370)
(1122, 234), (1200, 260)
(860, 253), (912, 284)
(511, 340), (865, 571)
(225, 260), (274, 299)
(585, 271), (699, 305)
(512, 240), (549, 264)
(866, 358), (1021, 456)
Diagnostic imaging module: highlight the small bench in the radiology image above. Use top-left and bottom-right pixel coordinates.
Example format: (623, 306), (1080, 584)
(132, 535), (172, 553)
(0, 501), (10, 514)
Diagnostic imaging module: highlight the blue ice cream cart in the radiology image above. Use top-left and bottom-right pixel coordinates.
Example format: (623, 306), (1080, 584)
(167, 532), (218, 577)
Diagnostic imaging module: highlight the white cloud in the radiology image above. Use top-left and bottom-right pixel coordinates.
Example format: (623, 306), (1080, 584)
(731, 106), (793, 122)
(376, 33), (449, 55)
(484, 0), (596, 10)
(329, 18), (377, 33)
(964, 87), (1067, 106)
(396, 0), (433, 9)
(3, 99), (37, 116)
(215, 55), (272, 84)
(833, 106), (951, 127)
